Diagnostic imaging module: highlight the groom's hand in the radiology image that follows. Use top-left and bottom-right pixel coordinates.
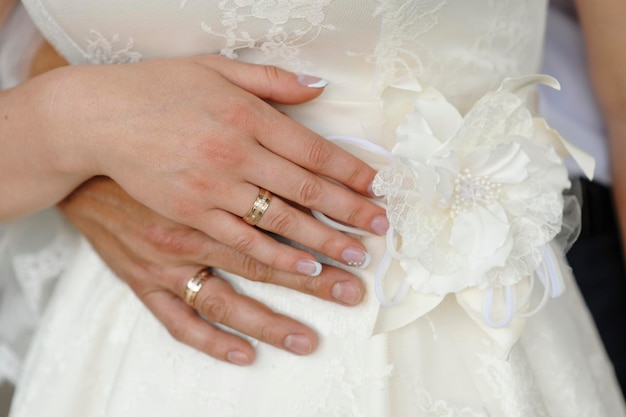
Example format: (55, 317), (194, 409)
(58, 177), (365, 364)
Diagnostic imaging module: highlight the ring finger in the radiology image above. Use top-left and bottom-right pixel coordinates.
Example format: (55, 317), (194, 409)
(176, 267), (318, 359)
(203, 187), (371, 272)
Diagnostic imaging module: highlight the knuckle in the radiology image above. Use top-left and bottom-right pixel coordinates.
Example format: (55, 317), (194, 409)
(315, 236), (338, 256)
(143, 224), (196, 256)
(198, 292), (232, 323)
(266, 209), (296, 236)
(231, 232), (258, 254)
(261, 65), (282, 87)
(345, 163), (371, 190)
(218, 96), (257, 132)
(258, 317), (283, 345)
(304, 139), (332, 170)
(196, 135), (247, 171)
(295, 178), (323, 207)
(293, 274), (318, 295)
(241, 255), (273, 283)
(167, 318), (189, 343)
(343, 206), (363, 228)
(221, 103), (248, 129)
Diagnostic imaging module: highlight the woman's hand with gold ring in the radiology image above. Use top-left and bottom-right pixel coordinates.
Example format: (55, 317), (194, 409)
(31, 55), (390, 278)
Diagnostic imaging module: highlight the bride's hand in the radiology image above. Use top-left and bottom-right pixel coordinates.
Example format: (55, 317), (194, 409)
(59, 177), (365, 364)
(30, 43), (364, 364)
(14, 55), (388, 275)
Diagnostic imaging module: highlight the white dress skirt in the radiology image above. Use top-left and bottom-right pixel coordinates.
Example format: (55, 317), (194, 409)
(3, 0), (626, 416)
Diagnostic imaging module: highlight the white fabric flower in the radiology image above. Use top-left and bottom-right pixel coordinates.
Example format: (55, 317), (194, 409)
(372, 75), (574, 296)
(318, 76), (593, 349)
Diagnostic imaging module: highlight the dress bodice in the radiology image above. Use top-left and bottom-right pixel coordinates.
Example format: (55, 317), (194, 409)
(22, 0), (547, 112)
(7, 2), (626, 416)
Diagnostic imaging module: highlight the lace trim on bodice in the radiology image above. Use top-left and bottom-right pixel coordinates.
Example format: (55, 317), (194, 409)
(199, 0), (336, 73)
(85, 30), (142, 64)
(23, 0), (546, 108)
(369, 0), (545, 109)
(371, 0), (447, 91)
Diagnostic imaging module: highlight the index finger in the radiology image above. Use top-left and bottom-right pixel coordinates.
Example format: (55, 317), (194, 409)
(254, 107), (378, 198)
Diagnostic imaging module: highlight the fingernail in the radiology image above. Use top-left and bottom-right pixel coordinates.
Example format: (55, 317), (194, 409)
(370, 214), (389, 235)
(296, 74), (329, 88)
(295, 259), (322, 277)
(341, 246), (371, 268)
(367, 181), (383, 198)
(226, 350), (252, 366)
(331, 282), (362, 305)
(284, 334), (314, 355)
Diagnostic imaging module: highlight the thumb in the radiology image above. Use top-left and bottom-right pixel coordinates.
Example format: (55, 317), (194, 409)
(200, 56), (328, 105)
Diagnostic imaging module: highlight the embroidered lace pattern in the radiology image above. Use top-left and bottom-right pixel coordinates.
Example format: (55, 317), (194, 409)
(370, 0), (447, 91)
(199, 0), (336, 72)
(12, 231), (76, 314)
(368, 0), (543, 110)
(85, 30), (142, 64)
(292, 356), (394, 416)
(404, 380), (489, 417)
(11, 1), (626, 416)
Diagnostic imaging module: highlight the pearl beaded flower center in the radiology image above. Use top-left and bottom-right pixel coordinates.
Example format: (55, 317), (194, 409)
(450, 168), (501, 217)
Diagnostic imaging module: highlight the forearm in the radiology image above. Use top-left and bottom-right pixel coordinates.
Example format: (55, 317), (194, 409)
(575, 0), (626, 246)
(605, 122), (626, 245)
(0, 70), (92, 220)
(0, 0), (16, 29)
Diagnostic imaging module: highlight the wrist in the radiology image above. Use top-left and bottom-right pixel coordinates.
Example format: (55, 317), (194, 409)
(0, 68), (95, 218)
(29, 67), (99, 181)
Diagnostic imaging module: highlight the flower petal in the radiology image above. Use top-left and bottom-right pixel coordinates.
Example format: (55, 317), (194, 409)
(533, 118), (595, 180)
(392, 132), (442, 162)
(469, 143), (530, 184)
(449, 203), (510, 257)
(413, 87), (464, 141)
(372, 290), (445, 334)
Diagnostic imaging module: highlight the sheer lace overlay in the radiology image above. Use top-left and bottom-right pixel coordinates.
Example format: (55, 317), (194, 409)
(0, 209), (79, 384)
(6, 0), (626, 416)
(200, 0), (335, 73)
(85, 31), (141, 64)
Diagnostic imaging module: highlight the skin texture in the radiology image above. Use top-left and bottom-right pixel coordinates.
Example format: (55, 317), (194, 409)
(1, 54), (388, 269)
(23, 40), (370, 365)
(575, 0), (626, 257)
(58, 177), (368, 364)
(0, 0), (14, 28)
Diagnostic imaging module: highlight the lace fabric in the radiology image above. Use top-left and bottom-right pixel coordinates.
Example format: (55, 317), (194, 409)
(6, 0), (626, 416)
(0, 209), (79, 384)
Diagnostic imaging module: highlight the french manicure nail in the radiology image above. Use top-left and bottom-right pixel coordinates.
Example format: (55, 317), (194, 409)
(226, 350), (252, 366)
(367, 181), (383, 198)
(331, 282), (362, 305)
(370, 214), (389, 235)
(295, 259), (322, 277)
(284, 334), (313, 355)
(341, 246), (371, 268)
(296, 74), (329, 88)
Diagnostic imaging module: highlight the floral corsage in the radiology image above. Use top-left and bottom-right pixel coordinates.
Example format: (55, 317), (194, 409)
(317, 75), (594, 351)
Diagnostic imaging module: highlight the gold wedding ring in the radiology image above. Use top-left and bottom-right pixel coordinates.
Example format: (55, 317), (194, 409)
(242, 188), (272, 226)
(183, 268), (212, 309)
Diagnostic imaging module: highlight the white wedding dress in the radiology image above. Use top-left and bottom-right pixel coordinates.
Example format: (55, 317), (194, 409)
(3, 0), (626, 416)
